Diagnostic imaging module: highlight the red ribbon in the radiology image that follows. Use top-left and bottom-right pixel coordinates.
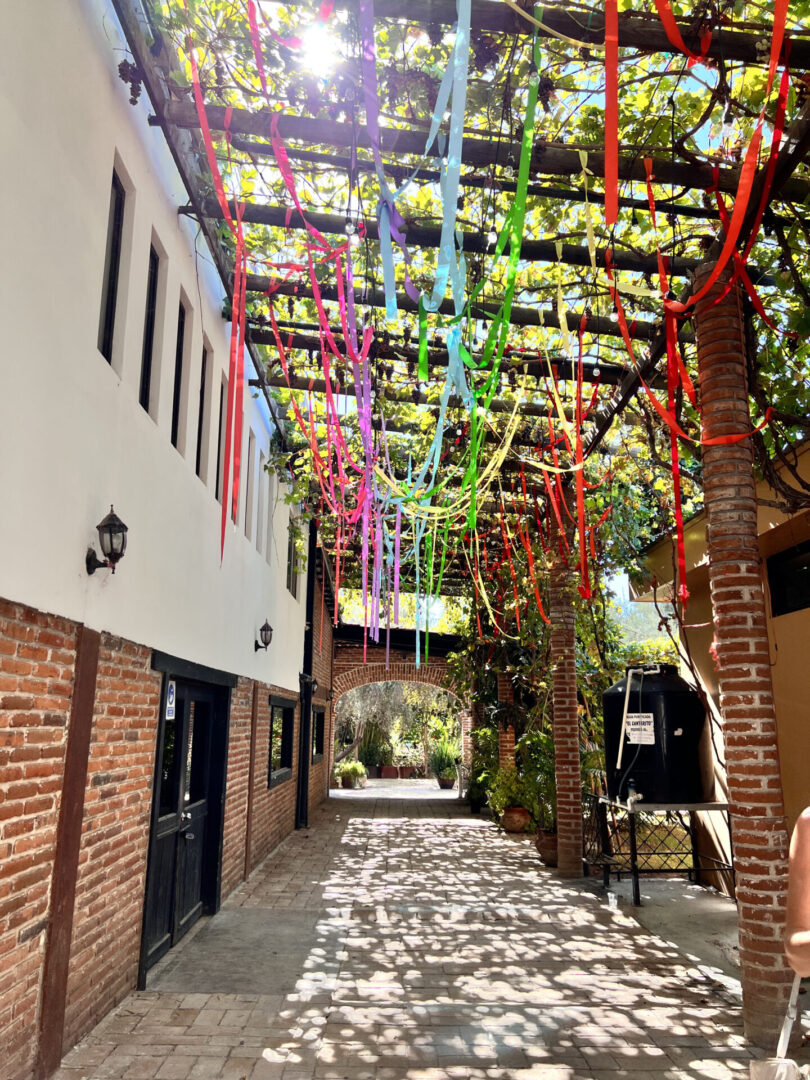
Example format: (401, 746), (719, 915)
(604, 0), (619, 228)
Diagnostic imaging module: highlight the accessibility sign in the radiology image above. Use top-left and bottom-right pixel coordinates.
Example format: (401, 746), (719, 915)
(166, 680), (176, 721)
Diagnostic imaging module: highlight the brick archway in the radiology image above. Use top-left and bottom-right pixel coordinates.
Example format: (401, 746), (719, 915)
(332, 661), (458, 704)
(332, 626), (472, 764)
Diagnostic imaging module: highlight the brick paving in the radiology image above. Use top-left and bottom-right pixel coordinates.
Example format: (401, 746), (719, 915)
(55, 791), (768, 1080)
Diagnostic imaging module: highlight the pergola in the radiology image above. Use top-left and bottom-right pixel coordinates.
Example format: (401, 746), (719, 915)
(113, 0), (810, 1047)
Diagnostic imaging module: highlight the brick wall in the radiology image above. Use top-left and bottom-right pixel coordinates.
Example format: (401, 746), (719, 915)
(62, 634), (161, 1049)
(0, 600), (79, 1080)
(694, 264), (792, 1047)
(1, 595), (334, 1077)
(221, 676), (254, 897)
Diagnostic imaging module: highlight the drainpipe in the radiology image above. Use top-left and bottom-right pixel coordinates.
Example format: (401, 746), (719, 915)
(295, 518), (318, 828)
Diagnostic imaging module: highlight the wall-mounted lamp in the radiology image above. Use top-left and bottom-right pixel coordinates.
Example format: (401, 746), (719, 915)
(86, 505), (128, 575)
(299, 672), (318, 695)
(254, 620), (274, 652)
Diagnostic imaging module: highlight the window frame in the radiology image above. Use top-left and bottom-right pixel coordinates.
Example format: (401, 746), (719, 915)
(267, 695), (295, 788)
(311, 708), (325, 764)
(215, 376), (227, 502)
(286, 522), (299, 598)
(767, 538), (810, 618)
(195, 344), (208, 478)
(170, 300), (186, 449)
(98, 169), (126, 363)
(139, 243), (160, 412)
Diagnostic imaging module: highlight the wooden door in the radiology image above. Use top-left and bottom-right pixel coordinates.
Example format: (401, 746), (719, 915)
(142, 681), (215, 968)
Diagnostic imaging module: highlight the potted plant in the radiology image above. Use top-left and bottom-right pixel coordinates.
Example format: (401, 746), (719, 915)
(358, 727), (385, 779)
(396, 742), (422, 779)
(487, 765), (539, 832)
(379, 742), (398, 779)
(427, 735), (460, 789)
(335, 759), (367, 789)
(519, 730), (558, 865)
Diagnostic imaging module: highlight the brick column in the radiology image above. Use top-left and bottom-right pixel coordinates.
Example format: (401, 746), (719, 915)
(549, 510), (583, 878)
(498, 724), (516, 768)
(694, 263), (792, 1048)
(496, 672), (514, 705)
(459, 707), (473, 766)
(496, 673), (516, 767)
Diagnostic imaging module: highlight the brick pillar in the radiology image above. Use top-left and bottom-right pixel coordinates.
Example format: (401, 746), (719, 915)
(496, 673), (516, 767)
(498, 725), (516, 768)
(694, 263), (792, 1048)
(496, 672), (514, 704)
(459, 707), (473, 766)
(549, 509), (583, 878)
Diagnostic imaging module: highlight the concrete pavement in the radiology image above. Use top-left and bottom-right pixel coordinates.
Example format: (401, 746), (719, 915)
(54, 788), (781, 1080)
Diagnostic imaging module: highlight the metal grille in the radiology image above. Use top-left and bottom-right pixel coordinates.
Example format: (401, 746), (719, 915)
(584, 793), (693, 875)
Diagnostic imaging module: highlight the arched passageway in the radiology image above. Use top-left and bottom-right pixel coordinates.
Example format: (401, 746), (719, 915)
(332, 625), (473, 764)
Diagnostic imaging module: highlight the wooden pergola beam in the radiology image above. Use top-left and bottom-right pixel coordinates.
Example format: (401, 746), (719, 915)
(228, 137), (722, 222)
(262, 373), (572, 417)
(189, 199), (710, 277)
(244, 277), (686, 341)
(158, 103), (810, 204)
(267, 0), (810, 68)
(248, 328), (626, 384)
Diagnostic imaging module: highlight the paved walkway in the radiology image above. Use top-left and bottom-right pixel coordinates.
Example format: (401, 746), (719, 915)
(57, 793), (763, 1080)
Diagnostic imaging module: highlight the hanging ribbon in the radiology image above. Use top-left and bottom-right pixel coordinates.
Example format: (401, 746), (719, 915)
(603, 0), (619, 229)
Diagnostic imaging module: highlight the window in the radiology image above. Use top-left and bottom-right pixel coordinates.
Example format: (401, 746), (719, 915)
(139, 245), (160, 412)
(268, 698), (295, 786)
(767, 539), (810, 618)
(215, 377), (227, 502)
(286, 523), (299, 598)
(170, 301), (186, 449)
(256, 451), (267, 553)
(98, 170), (126, 362)
(265, 471), (275, 566)
(245, 430), (256, 540)
(195, 346), (208, 478)
(312, 709), (325, 763)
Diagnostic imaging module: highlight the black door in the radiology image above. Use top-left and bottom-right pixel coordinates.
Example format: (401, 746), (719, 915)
(142, 679), (225, 972)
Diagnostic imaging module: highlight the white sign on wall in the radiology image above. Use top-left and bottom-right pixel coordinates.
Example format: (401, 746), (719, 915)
(166, 680), (176, 721)
(625, 712), (655, 745)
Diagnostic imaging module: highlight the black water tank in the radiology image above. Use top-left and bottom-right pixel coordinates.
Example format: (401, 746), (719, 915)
(603, 663), (707, 804)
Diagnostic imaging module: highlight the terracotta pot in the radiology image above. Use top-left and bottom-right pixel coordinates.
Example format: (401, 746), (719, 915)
(501, 807), (532, 833)
(437, 777), (456, 790)
(535, 828), (559, 867)
(380, 765), (399, 779)
(398, 766), (414, 779)
(365, 765), (381, 779)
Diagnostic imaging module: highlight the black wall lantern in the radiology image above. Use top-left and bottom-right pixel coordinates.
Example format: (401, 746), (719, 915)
(86, 505), (128, 575)
(254, 620), (274, 652)
(299, 672), (318, 695)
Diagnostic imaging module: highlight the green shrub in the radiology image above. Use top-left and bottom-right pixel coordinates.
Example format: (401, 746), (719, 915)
(335, 759), (367, 787)
(426, 735), (460, 780)
(487, 764), (542, 825)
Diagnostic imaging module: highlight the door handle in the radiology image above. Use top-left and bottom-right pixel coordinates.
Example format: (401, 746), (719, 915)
(184, 831), (195, 841)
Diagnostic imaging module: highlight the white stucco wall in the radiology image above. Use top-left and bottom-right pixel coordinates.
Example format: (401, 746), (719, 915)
(0, 0), (305, 690)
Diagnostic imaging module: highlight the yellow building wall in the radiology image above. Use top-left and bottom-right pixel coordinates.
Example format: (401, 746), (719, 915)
(636, 471), (810, 831)
(767, 608), (810, 827)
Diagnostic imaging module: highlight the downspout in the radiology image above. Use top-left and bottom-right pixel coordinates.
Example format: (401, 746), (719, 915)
(295, 518), (318, 828)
